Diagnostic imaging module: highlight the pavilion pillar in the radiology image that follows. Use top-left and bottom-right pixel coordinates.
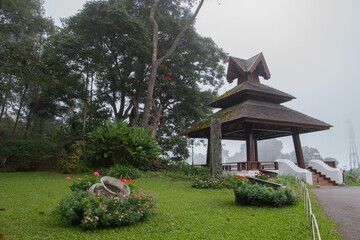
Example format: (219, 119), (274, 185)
(254, 139), (259, 162)
(292, 128), (306, 169)
(245, 123), (256, 170)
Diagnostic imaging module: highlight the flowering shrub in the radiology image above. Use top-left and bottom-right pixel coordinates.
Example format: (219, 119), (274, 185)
(254, 172), (271, 181)
(69, 176), (98, 192)
(53, 188), (157, 230)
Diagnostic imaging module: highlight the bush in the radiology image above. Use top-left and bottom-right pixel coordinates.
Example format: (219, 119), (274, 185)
(108, 165), (142, 180)
(178, 163), (210, 177)
(88, 119), (161, 170)
(58, 140), (90, 174)
(234, 184), (299, 207)
(69, 176), (98, 192)
(0, 139), (53, 170)
(52, 189), (158, 230)
(192, 174), (248, 189)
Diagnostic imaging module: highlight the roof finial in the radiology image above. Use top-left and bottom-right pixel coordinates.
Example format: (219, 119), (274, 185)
(226, 52), (271, 85)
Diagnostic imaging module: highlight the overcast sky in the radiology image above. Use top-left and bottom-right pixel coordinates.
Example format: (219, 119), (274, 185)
(43, 0), (360, 169)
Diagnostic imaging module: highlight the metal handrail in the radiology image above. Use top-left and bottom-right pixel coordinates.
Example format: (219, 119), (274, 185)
(296, 176), (322, 240)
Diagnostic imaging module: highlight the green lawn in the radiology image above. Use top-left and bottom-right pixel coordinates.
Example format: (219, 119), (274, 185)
(0, 172), (342, 239)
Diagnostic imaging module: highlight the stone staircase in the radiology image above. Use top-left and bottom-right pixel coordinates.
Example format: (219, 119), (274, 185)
(307, 166), (338, 188)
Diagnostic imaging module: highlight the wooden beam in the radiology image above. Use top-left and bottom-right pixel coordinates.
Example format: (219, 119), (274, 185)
(292, 128), (306, 169)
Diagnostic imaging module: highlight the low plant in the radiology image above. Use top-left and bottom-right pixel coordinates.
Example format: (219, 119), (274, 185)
(69, 176), (98, 192)
(192, 174), (248, 189)
(177, 163), (210, 177)
(254, 171), (271, 181)
(53, 186), (157, 230)
(234, 184), (299, 207)
(108, 165), (142, 180)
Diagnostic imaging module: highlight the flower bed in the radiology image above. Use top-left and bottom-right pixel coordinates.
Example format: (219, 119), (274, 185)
(53, 173), (157, 230)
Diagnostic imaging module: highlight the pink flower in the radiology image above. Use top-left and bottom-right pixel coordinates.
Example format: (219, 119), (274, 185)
(94, 172), (99, 177)
(66, 177), (71, 181)
(77, 178), (81, 181)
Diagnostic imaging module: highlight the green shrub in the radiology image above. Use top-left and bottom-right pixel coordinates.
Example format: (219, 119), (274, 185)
(52, 189), (157, 230)
(88, 119), (161, 170)
(69, 176), (98, 192)
(234, 184), (299, 207)
(58, 140), (89, 174)
(0, 139), (53, 170)
(192, 174), (248, 189)
(108, 165), (142, 180)
(178, 163), (210, 177)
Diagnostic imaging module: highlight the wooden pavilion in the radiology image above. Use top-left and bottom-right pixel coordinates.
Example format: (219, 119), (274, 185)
(183, 53), (331, 170)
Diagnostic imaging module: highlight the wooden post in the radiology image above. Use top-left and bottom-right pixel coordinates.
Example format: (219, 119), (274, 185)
(254, 139), (259, 162)
(292, 128), (306, 169)
(245, 123), (255, 170)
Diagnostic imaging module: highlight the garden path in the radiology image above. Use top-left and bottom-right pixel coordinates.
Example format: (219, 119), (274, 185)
(310, 187), (360, 240)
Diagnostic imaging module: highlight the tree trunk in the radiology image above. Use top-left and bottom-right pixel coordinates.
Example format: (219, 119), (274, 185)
(11, 85), (28, 137)
(141, 0), (205, 128)
(0, 92), (8, 122)
(150, 103), (163, 138)
(24, 108), (33, 138)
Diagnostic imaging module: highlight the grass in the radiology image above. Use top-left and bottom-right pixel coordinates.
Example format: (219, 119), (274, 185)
(0, 172), (342, 240)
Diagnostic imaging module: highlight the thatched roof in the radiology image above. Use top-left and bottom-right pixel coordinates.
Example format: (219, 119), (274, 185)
(209, 81), (295, 108)
(183, 100), (331, 140)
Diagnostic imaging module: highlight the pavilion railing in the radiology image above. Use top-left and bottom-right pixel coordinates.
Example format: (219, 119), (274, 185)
(296, 176), (322, 240)
(235, 161), (279, 171)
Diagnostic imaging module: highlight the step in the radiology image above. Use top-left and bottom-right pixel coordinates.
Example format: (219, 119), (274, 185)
(308, 167), (337, 187)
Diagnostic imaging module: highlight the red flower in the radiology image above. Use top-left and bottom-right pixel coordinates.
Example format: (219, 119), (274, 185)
(162, 74), (165, 77)
(40, 95), (44, 98)
(167, 77), (171, 81)
(227, 53), (229, 55)
(131, 181), (135, 184)
(47, 85), (50, 88)
(237, 175), (242, 179)
(120, 179), (126, 183)
(127, 179), (131, 182)
(160, 64), (163, 67)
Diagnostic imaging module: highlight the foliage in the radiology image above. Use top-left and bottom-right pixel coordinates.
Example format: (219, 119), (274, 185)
(57, 140), (89, 174)
(344, 169), (360, 186)
(0, 139), (53, 170)
(88, 118), (161, 170)
(192, 174), (248, 189)
(108, 165), (142, 180)
(69, 176), (98, 192)
(52, 188), (157, 230)
(234, 184), (299, 207)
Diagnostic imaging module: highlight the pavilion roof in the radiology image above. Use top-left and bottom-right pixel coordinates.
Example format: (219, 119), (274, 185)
(209, 81), (295, 108)
(183, 99), (332, 140)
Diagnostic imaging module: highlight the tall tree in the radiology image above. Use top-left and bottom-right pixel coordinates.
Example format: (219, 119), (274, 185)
(141, 0), (205, 128)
